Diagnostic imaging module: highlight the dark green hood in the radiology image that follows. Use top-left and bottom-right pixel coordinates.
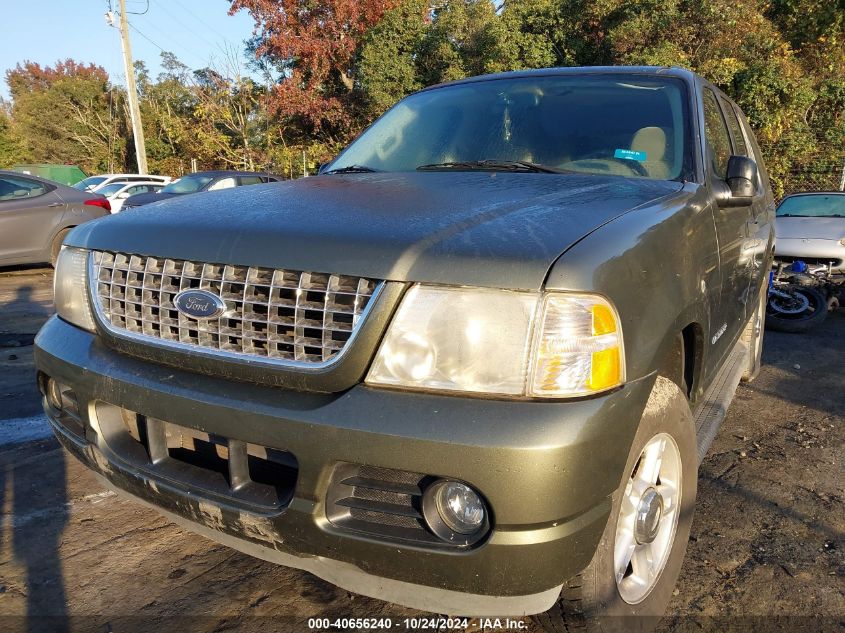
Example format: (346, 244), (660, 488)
(68, 172), (683, 290)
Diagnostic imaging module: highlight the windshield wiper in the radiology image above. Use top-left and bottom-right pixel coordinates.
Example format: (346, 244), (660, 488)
(323, 165), (380, 174)
(416, 160), (570, 174)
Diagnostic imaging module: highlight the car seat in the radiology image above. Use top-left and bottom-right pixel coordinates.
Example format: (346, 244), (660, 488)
(630, 127), (671, 179)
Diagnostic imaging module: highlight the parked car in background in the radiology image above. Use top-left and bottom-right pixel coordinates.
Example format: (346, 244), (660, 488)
(0, 170), (110, 266)
(775, 191), (845, 271)
(95, 181), (165, 213)
(73, 173), (172, 193)
(120, 170), (281, 209)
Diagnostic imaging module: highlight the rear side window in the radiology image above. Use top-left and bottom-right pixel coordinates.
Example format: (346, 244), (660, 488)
(0, 176), (48, 201)
(208, 177), (237, 191)
(720, 98), (747, 156)
(239, 176), (263, 186)
(702, 89), (732, 179)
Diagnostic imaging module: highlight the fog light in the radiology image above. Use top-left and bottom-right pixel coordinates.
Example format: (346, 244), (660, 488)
(423, 480), (488, 543)
(46, 378), (64, 411)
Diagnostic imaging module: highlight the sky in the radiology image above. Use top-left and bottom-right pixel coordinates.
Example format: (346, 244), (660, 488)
(0, 0), (260, 100)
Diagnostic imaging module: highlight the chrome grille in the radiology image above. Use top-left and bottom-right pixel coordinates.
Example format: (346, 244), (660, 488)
(91, 251), (380, 365)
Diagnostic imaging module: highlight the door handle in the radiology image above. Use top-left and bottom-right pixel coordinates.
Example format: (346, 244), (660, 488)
(48, 202), (64, 208)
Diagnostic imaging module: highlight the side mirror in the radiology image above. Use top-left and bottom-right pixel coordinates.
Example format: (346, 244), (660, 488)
(720, 155), (758, 206)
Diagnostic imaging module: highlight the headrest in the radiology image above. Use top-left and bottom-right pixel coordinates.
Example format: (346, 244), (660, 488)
(631, 127), (667, 161)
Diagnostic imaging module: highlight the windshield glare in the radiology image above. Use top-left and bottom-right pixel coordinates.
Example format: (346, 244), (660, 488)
(73, 176), (106, 190)
(162, 174), (214, 194)
(329, 75), (690, 180)
(777, 195), (845, 218)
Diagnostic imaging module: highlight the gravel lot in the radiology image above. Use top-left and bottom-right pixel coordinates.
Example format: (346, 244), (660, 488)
(0, 266), (842, 632)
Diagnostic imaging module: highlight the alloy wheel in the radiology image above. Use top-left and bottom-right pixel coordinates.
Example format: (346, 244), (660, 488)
(613, 432), (682, 604)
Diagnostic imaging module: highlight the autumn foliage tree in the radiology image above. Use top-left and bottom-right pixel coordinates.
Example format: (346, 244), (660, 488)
(5, 60), (122, 173)
(230, 0), (401, 139)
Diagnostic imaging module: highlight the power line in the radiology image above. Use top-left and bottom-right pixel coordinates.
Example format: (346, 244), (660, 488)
(128, 22), (206, 68)
(147, 0), (219, 50)
(127, 23), (167, 54)
(168, 0), (238, 45)
(126, 0), (150, 15)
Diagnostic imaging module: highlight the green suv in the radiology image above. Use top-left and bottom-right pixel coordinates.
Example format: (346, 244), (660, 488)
(35, 66), (774, 629)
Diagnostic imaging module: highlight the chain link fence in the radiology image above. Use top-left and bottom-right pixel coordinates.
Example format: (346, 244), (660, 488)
(763, 142), (845, 199)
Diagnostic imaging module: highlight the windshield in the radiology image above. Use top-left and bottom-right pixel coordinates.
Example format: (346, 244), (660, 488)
(777, 194), (845, 218)
(161, 174), (214, 194)
(73, 176), (106, 190)
(328, 75), (691, 180)
(97, 183), (126, 196)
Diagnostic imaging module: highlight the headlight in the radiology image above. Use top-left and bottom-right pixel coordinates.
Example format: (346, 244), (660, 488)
(54, 246), (97, 332)
(366, 285), (625, 398)
(367, 286), (538, 395)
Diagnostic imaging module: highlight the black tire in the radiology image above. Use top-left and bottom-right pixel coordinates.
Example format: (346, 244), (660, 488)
(49, 228), (70, 267)
(741, 284), (766, 382)
(766, 286), (828, 333)
(535, 377), (697, 633)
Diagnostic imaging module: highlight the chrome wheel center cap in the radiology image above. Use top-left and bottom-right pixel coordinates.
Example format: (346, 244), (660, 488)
(634, 487), (664, 545)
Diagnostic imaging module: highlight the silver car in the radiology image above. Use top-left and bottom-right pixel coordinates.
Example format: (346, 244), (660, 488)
(775, 192), (845, 271)
(0, 170), (111, 267)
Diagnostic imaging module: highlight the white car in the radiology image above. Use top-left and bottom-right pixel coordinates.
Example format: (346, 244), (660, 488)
(95, 181), (166, 213)
(775, 192), (845, 271)
(72, 173), (171, 193)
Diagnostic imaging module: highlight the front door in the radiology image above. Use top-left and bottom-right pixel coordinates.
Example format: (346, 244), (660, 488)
(0, 175), (64, 263)
(702, 88), (752, 364)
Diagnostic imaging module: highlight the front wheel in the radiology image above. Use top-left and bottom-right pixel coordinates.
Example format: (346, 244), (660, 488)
(535, 377), (697, 633)
(766, 286), (827, 333)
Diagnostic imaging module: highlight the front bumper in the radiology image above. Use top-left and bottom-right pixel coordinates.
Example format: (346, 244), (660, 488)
(35, 316), (655, 615)
(775, 237), (844, 269)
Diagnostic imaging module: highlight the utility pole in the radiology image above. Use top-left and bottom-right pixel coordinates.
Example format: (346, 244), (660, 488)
(106, 1), (147, 174)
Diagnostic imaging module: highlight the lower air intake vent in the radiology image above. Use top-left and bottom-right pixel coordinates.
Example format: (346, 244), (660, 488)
(326, 464), (478, 548)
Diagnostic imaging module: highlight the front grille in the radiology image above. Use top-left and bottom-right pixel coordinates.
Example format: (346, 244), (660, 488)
(91, 251), (380, 365)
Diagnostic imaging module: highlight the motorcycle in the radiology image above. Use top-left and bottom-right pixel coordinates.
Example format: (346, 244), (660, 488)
(766, 259), (843, 333)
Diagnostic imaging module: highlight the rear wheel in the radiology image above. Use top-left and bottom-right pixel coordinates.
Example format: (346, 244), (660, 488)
(49, 228), (70, 267)
(535, 377), (697, 633)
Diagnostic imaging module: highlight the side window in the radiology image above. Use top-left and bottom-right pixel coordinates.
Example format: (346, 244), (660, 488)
(719, 98), (748, 156)
(702, 89), (732, 180)
(208, 177), (237, 191)
(239, 176), (263, 186)
(0, 176), (48, 201)
(734, 106), (767, 191)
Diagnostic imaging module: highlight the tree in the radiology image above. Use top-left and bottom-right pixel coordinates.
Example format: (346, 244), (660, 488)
(230, 0), (401, 136)
(358, 0), (430, 116)
(0, 101), (23, 168)
(192, 67), (270, 171)
(5, 60), (123, 173)
(415, 0), (514, 85)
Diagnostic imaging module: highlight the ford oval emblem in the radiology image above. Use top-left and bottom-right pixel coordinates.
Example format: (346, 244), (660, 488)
(173, 289), (226, 320)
